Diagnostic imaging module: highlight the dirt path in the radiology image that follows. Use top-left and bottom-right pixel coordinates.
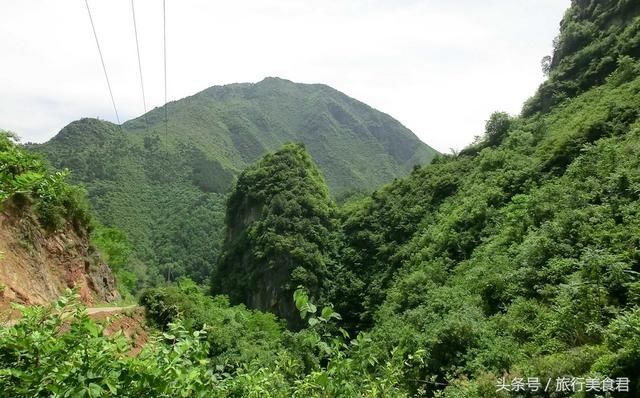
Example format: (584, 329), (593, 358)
(2, 305), (139, 327)
(86, 305), (138, 315)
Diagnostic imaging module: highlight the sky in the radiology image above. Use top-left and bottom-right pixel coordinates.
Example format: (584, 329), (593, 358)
(0, 0), (570, 152)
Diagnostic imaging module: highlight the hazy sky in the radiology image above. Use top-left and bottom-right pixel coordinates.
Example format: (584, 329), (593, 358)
(0, 0), (569, 152)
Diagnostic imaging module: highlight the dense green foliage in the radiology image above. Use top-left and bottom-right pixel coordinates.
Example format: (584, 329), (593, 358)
(212, 144), (340, 326)
(141, 278), (286, 367)
(1, 290), (413, 397)
(34, 78), (436, 287)
(0, 130), (91, 233)
(91, 224), (138, 297)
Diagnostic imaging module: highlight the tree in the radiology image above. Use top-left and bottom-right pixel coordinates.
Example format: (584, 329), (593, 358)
(483, 111), (513, 147)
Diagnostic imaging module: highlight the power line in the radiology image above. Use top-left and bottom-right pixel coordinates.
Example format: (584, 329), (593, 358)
(163, 0), (168, 140)
(131, 0), (149, 128)
(84, 0), (121, 124)
(163, 0), (171, 283)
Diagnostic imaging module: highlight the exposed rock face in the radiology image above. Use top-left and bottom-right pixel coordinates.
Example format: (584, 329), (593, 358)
(0, 208), (120, 306)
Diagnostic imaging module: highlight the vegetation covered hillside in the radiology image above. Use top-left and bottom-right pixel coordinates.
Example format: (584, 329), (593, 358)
(328, 0), (640, 394)
(348, 75), (640, 395)
(34, 78), (436, 287)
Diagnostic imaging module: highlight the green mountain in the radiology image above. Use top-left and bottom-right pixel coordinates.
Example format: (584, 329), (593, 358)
(125, 77), (436, 193)
(34, 78), (437, 286)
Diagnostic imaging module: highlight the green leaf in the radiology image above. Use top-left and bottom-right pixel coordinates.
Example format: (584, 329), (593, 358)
(321, 306), (334, 320)
(87, 383), (103, 398)
(293, 288), (308, 311)
(301, 302), (317, 316)
(105, 381), (118, 394)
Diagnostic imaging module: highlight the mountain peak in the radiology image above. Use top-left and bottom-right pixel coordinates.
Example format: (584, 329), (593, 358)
(48, 117), (122, 146)
(257, 76), (292, 84)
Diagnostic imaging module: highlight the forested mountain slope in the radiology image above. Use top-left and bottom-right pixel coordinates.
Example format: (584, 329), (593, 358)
(34, 78), (436, 286)
(350, 77), (640, 394)
(329, 0), (640, 393)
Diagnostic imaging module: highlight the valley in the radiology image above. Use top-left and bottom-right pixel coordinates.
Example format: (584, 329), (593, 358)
(1, 0), (640, 396)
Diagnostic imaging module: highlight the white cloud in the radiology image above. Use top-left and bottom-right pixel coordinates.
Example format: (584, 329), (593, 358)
(0, 0), (569, 151)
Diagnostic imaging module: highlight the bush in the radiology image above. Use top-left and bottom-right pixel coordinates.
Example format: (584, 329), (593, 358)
(1, 132), (93, 232)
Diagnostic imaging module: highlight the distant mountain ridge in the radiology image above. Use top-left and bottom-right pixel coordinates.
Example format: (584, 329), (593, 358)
(34, 77), (437, 285)
(123, 77), (436, 192)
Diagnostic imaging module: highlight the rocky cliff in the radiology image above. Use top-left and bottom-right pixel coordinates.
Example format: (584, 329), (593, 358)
(0, 203), (119, 308)
(212, 144), (340, 328)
